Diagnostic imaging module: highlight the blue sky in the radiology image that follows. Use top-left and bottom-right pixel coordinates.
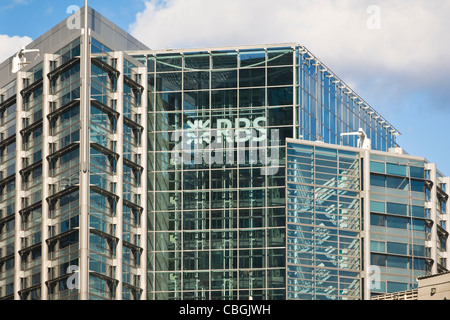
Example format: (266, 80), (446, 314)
(1, 0), (449, 175)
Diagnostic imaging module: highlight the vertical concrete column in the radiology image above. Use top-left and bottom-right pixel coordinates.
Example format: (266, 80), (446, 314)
(138, 65), (148, 300)
(443, 177), (450, 270)
(14, 71), (25, 300)
(114, 51), (124, 300)
(79, 6), (91, 300)
(40, 54), (52, 300)
(362, 149), (372, 300)
(426, 163), (438, 274)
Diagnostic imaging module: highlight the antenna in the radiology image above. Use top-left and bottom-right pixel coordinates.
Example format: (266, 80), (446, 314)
(340, 128), (372, 149)
(12, 47), (40, 74)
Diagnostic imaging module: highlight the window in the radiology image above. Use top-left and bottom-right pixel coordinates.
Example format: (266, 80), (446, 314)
(370, 214), (386, 227)
(371, 241), (385, 253)
(387, 242), (408, 255)
(371, 253), (386, 267)
(410, 166), (424, 179)
(370, 161), (385, 174)
(386, 202), (408, 216)
(386, 163), (407, 176)
(386, 216), (408, 229)
(411, 180), (424, 193)
(441, 200), (446, 214)
(386, 176), (408, 190)
(370, 174), (385, 188)
(370, 201), (385, 213)
(411, 206), (424, 218)
(387, 282), (409, 293)
(387, 256), (410, 269)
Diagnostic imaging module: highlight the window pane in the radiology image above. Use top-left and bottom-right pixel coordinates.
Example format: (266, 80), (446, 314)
(387, 256), (410, 269)
(370, 201), (385, 213)
(156, 92), (182, 111)
(370, 174), (385, 188)
(212, 51), (238, 69)
(370, 161), (385, 174)
(411, 180), (424, 193)
(410, 166), (424, 179)
(268, 107), (293, 126)
(184, 54), (210, 70)
(184, 91), (209, 110)
(211, 89), (237, 109)
(239, 50), (266, 68)
(370, 214), (386, 227)
(371, 241), (385, 253)
(411, 206), (424, 218)
(386, 216), (408, 229)
(156, 54), (182, 72)
(371, 254), (386, 267)
(155, 72), (182, 91)
(239, 68), (265, 87)
(267, 48), (293, 66)
(387, 242), (408, 255)
(267, 67), (293, 86)
(184, 71), (209, 90)
(386, 176), (408, 190)
(268, 86), (293, 106)
(239, 88), (265, 108)
(211, 70), (237, 89)
(386, 202), (408, 216)
(386, 163), (407, 176)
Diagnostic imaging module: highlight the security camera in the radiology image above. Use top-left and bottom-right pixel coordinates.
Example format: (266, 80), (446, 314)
(12, 47), (40, 74)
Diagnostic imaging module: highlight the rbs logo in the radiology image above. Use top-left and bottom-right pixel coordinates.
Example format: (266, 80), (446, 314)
(171, 116), (280, 175)
(185, 116), (267, 144)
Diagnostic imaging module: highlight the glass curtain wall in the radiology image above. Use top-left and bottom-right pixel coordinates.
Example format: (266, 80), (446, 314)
(88, 39), (145, 300)
(46, 38), (82, 300)
(296, 48), (398, 151)
(146, 47), (292, 300)
(369, 154), (429, 296)
(18, 63), (44, 300)
(286, 141), (361, 300)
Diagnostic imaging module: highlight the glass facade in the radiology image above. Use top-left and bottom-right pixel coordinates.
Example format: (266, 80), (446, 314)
(284, 138), (449, 300)
(137, 44), (400, 300)
(286, 141), (361, 300)
(297, 51), (398, 151)
(144, 48), (288, 300)
(369, 153), (429, 295)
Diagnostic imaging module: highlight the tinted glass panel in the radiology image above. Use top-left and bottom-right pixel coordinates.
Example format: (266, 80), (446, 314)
(267, 48), (293, 66)
(184, 54), (210, 70)
(267, 67), (293, 86)
(239, 50), (266, 68)
(239, 68), (265, 87)
(212, 51), (238, 69)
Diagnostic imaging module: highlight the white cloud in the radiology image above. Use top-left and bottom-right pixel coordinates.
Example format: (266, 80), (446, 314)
(0, 0), (30, 11)
(129, 0), (450, 106)
(0, 34), (33, 63)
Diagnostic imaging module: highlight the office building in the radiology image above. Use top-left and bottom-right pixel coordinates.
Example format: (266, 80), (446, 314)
(0, 7), (148, 300)
(0, 6), (447, 300)
(286, 138), (448, 300)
